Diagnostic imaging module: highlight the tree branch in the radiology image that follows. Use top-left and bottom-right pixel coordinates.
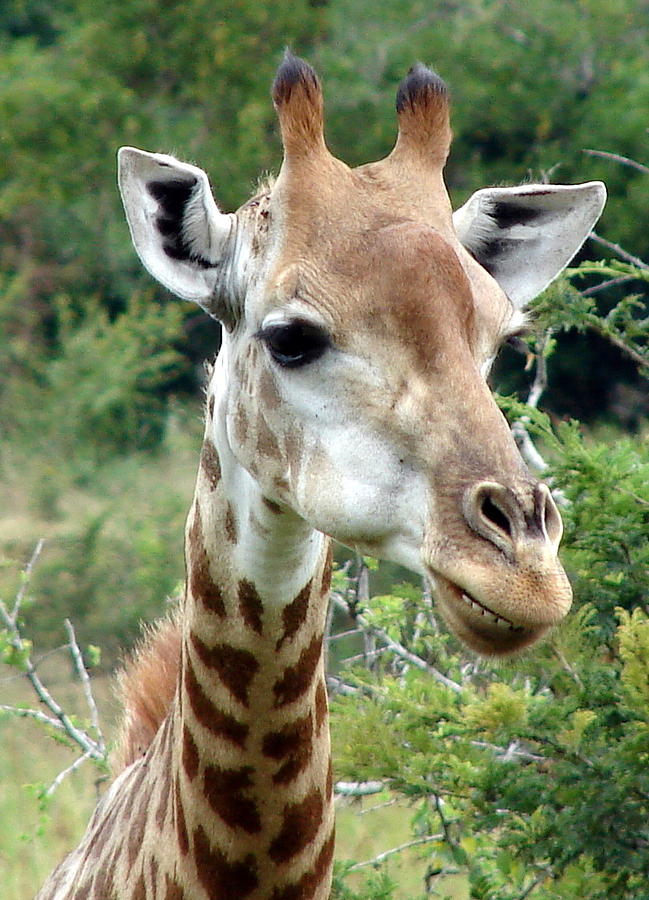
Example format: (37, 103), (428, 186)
(44, 750), (95, 798)
(347, 833), (444, 871)
(64, 618), (105, 756)
(331, 593), (463, 695)
(335, 780), (386, 797)
(589, 232), (649, 271)
(583, 148), (649, 177)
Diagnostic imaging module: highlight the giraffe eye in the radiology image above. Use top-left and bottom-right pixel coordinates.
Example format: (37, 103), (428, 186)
(258, 319), (331, 368)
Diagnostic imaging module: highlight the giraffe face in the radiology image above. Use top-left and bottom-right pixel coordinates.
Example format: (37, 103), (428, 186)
(119, 54), (605, 655)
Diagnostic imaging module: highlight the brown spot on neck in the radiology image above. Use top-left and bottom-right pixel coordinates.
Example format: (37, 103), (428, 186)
(193, 825), (258, 898)
(174, 776), (190, 856)
(225, 502), (238, 543)
(270, 827), (335, 900)
(273, 633), (323, 708)
(184, 659), (249, 747)
(200, 437), (221, 490)
(203, 763), (262, 834)
(263, 496), (283, 515)
(182, 723), (199, 781)
(262, 711), (314, 785)
(189, 632), (259, 706)
(187, 505), (226, 617)
(238, 579), (264, 635)
(268, 788), (324, 863)
(275, 580), (312, 651)
(164, 872), (186, 900)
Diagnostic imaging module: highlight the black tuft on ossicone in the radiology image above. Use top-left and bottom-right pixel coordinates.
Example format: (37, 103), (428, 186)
(396, 63), (448, 114)
(272, 48), (320, 106)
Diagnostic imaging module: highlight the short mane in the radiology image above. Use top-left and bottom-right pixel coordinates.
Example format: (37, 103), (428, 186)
(113, 607), (182, 773)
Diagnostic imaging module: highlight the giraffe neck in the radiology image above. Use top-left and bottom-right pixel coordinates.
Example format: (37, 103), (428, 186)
(163, 407), (336, 899)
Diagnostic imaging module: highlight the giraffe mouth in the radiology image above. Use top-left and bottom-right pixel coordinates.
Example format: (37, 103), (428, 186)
(428, 572), (545, 656)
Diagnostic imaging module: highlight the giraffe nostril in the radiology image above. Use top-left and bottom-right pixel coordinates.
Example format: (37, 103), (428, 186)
(480, 495), (512, 537)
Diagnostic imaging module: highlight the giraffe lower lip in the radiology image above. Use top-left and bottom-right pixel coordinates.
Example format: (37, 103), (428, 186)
(458, 590), (525, 633)
(428, 570), (538, 653)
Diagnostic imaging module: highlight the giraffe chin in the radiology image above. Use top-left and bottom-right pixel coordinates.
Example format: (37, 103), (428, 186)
(430, 573), (549, 657)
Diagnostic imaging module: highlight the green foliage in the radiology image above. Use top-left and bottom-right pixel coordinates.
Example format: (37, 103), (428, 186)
(2, 290), (186, 470)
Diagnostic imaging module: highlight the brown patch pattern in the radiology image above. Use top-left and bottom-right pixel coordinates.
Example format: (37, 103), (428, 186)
(131, 872), (146, 900)
(182, 723), (199, 781)
(234, 403), (249, 444)
(155, 757), (172, 831)
(326, 756), (333, 799)
(256, 413), (281, 459)
(200, 437), (221, 489)
(268, 789), (324, 864)
(314, 679), (328, 731)
(184, 661), (248, 747)
(320, 546), (333, 595)
(193, 825), (259, 898)
(190, 632), (259, 706)
(207, 394), (215, 420)
(270, 828), (335, 900)
(273, 633), (323, 708)
(262, 712), (313, 785)
(263, 496), (283, 515)
(188, 506), (226, 617)
(238, 579), (264, 635)
(174, 777), (189, 856)
(203, 763), (262, 833)
(258, 368), (281, 410)
(165, 872), (185, 900)
(276, 580), (312, 651)
(225, 502), (238, 543)
(128, 792), (149, 865)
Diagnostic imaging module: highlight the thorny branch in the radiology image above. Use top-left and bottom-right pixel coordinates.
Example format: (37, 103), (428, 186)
(510, 327), (552, 474)
(347, 833), (444, 871)
(65, 618), (105, 756)
(0, 543), (108, 796)
(335, 780), (386, 797)
(331, 592), (464, 695)
(583, 148), (649, 178)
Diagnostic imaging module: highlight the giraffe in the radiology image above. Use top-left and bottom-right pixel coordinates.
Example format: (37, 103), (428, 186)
(37, 52), (605, 900)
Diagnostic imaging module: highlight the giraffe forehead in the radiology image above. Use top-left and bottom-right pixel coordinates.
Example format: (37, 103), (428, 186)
(261, 221), (486, 365)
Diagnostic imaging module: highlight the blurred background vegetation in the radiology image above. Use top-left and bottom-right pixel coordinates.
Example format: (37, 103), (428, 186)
(0, 1), (647, 898)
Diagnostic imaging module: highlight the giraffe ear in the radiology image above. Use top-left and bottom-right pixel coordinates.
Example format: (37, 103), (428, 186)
(118, 147), (243, 321)
(453, 181), (606, 309)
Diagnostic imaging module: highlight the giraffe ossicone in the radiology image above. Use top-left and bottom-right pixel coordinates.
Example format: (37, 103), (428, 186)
(37, 52), (605, 900)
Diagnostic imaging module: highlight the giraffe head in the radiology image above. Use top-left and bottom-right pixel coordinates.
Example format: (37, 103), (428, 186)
(118, 53), (605, 656)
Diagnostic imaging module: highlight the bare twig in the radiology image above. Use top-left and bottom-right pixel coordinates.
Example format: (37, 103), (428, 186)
(347, 833), (444, 871)
(0, 600), (104, 762)
(64, 619), (105, 755)
(335, 780), (386, 797)
(583, 148), (649, 177)
(471, 739), (547, 764)
(553, 646), (584, 688)
(0, 704), (65, 731)
(326, 674), (360, 696)
(582, 274), (636, 296)
(44, 750), (94, 798)
(10, 538), (44, 621)
(589, 232), (649, 271)
(0, 544), (106, 768)
(516, 866), (552, 900)
(331, 593), (463, 695)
